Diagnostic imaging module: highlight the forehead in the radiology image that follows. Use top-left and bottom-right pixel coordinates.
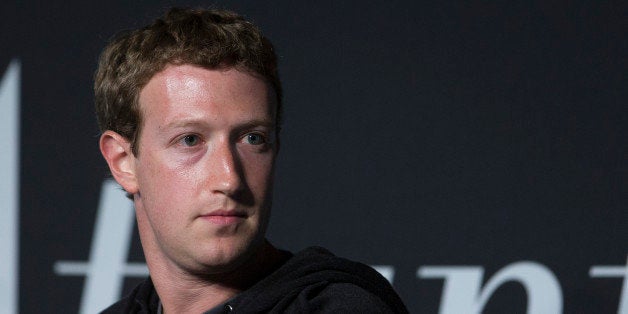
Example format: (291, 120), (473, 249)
(138, 64), (277, 126)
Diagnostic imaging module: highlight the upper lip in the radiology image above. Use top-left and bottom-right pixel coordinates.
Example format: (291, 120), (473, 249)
(199, 209), (248, 218)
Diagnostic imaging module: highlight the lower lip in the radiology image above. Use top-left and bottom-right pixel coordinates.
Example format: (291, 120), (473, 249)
(200, 215), (245, 225)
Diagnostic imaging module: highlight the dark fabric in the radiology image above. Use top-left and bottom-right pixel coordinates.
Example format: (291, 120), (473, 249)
(100, 276), (160, 314)
(100, 246), (408, 313)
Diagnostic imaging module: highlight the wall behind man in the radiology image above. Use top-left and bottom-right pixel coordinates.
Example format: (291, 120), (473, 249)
(0, 1), (626, 313)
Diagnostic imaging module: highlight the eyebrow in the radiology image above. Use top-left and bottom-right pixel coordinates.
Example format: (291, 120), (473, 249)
(160, 118), (276, 132)
(233, 119), (276, 131)
(159, 119), (206, 132)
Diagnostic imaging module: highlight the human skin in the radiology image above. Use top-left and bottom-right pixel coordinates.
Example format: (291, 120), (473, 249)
(100, 64), (279, 311)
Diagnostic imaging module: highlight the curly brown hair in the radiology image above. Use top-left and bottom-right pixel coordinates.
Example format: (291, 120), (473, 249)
(94, 7), (282, 155)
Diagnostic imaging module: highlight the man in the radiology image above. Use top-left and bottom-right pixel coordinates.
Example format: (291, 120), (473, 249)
(96, 7), (407, 313)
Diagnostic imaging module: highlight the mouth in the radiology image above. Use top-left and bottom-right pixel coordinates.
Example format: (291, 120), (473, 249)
(198, 210), (248, 225)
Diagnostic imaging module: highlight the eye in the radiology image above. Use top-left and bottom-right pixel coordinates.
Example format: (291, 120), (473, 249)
(245, 133), (266, 145)
(181, 134), (200, 147)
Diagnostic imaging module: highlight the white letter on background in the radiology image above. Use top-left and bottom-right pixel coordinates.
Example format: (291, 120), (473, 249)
(54, 180), (147, 314)
(590, 256), (628, 314)
(0, 60), (20, 314)
(418, 262), (562, 314)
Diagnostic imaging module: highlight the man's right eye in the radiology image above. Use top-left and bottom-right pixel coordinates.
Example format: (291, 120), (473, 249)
(181, 135), (200, 146)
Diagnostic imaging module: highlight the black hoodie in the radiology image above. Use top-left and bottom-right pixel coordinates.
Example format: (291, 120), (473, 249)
(100, 247), (408, 313)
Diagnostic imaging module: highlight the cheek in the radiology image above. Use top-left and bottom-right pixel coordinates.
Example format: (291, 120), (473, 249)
(241, 153), (275, 193)
(138, 154), (198, 199)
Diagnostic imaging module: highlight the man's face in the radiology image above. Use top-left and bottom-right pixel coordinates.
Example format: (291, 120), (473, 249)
(131, 64), (277, 274)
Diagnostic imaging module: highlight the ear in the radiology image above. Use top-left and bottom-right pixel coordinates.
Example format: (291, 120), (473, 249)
(99, 130), (139, 195)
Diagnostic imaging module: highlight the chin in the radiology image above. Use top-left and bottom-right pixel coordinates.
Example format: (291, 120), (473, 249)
(193, 235), (264, 274)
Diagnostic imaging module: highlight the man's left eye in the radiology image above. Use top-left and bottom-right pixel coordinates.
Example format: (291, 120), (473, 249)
(245, 133), (266, 145)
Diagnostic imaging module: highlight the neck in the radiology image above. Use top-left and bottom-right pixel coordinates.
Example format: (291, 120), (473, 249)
(147, 241), (285, 314)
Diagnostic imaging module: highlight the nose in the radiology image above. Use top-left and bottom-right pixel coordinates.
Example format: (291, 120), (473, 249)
(209, 140), (244, 196)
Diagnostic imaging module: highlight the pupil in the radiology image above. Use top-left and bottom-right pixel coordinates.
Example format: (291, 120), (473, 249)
(249, 134), (260, 144)
(185, 136), (196, 145)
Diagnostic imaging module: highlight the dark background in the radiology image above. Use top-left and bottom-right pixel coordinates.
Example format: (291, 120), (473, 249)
(1, 1), (626, 313)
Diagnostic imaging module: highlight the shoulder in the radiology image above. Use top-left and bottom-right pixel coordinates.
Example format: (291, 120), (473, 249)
(99, 289), (140, 314)
(100, 296), (133, 313)
(99, 277), (158, 314)
(284, 281), (404, 313)
(234, 246), (408, 313)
